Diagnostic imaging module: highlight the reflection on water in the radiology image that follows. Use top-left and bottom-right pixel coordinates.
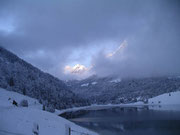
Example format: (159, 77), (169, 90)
(60, 106), (180, 135)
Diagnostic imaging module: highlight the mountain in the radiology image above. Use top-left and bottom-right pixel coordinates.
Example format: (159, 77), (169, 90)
(0, 46), (89, 109)
(1, 46), (180, 109)
(66, 75), (180, 104)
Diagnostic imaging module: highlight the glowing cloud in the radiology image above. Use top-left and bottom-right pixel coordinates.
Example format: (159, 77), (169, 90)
(106, 40), (128, 58)
(64, 64), (89, 74)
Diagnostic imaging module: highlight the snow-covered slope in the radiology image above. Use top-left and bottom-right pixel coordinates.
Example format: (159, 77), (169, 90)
(0, 88), (41, 109)
(109, 78), (121, 83)
(149, 91), (180, 105)
(147, 91), (180, 111)
(0, 88), (97, 135)
(81, 83), (89, 87)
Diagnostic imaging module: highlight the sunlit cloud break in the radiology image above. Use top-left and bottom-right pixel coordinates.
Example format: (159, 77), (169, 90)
(64, 64), (89, 74)
(106, 40), (127, 58)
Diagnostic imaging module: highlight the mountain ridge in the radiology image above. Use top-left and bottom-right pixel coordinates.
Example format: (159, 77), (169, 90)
(66, 75), (180, 104)
(0, 46), (89, 109)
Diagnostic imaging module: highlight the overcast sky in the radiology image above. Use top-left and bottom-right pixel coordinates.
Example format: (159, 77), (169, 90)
(0, 0), (180, 80)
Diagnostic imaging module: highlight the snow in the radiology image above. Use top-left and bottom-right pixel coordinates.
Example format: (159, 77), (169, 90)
(149, 91), (180, 105)
(109, 78), (121, 83)
(80, 82), (97, 87)
(81, 83), (89, 87)
(91, 82), (97, 85)
(127, 91), (180, 111)
(0, 88), (41, 109)
(136, 97), (141, 101)
(147, 91), (180, 111)
(0, 88), (98, 135)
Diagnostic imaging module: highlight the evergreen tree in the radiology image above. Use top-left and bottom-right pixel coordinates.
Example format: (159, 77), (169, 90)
(42, 105), (45, 111)
(23, 88), (26, 95)
(9, 77), (14, 86)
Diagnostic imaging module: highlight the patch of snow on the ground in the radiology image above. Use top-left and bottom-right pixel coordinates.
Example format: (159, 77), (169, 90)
(136, 97), (141, 101)
(0, 88), (98, 135)
(91, 82), (97, 85)
(81, 83), (89, 87)
(109, 78), (121, 83)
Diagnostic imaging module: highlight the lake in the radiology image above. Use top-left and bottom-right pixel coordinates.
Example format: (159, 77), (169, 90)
(60, 105), (180, 135)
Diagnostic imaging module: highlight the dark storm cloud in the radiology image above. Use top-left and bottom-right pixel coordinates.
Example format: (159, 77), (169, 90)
(0, 0), (180, 79)
(92, 0), (180, 78)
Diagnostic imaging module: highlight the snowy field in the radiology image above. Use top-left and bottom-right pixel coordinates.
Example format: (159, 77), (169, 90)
(148, 91), (180, 111)
(148, 91), (180, 105)
(0, 88), (98, 135)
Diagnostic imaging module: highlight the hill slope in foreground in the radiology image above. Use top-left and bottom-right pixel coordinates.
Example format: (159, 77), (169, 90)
(0, 88), (97, 135)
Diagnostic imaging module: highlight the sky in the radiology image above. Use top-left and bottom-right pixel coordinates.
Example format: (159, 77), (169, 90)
(0, 0), (180, 80)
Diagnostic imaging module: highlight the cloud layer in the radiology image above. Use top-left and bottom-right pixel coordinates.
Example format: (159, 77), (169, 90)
(0, 0), (180, 79)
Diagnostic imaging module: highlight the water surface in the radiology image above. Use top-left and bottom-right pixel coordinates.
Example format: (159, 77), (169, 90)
(60, 106), (180, 135)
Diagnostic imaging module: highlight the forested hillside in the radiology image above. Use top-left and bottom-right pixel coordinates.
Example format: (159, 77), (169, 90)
(67, 75), (180, 104)
(0, 47), (89, 109)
